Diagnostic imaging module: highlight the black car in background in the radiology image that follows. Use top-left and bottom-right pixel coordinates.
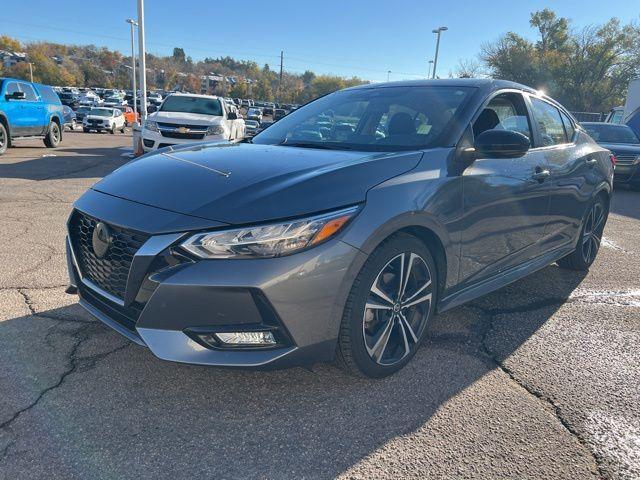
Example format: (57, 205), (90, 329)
(273, 108), (287, 121)
(62, 105), (77, 130)
(583, 122), (640, 189)
(58, 92), (79, 110)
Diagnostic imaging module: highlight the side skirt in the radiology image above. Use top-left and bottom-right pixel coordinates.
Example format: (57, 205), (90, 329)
(437, 243), (575, 313)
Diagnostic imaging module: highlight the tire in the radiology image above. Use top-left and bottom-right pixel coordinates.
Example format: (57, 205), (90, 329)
(557, 195), (608, 271)
(44, 121), (61, 148)
(337, 233), (437, 378)
(83, 127), (90, 133)
(109, 124), (115, 135)
(120, 125), (126, 133)
(0, 122), (8, 155)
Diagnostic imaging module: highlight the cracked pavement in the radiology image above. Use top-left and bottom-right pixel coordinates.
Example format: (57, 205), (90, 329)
(0, 133), (638, 479)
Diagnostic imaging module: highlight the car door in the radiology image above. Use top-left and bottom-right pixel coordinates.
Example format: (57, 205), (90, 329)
(528, 96), (597, 249)
(2, 81), (26, 136)
(17, 82), (46, 135)
(458, 90), (551, 287)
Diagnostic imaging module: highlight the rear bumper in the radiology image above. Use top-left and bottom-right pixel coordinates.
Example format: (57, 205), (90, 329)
(66, 213), (366, 368)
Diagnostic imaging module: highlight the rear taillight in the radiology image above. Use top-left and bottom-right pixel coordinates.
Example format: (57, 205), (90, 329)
(609, 153), (617, 166)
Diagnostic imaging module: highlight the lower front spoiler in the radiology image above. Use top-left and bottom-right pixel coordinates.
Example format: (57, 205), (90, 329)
(78, 300), (335, 369)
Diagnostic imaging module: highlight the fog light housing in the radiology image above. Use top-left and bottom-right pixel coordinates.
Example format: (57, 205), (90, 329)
(216, 331), (276, 346)
(195, 330), (277, 348)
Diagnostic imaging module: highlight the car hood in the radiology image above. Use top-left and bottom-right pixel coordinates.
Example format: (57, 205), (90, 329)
(598, 143), (640, 155)
(149, 111), (224, 126)
(92, 142), (423, 225)
(85, 115), (110, 121)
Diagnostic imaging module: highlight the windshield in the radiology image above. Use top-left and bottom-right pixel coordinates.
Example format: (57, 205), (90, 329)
(245, 120), (259, 127)
(160, 96), (223, 116)
(89, 108), (113, 117)
(248, 108), (261, 115)
(585, 124), (640, 144)
(253, 86), (474, 151)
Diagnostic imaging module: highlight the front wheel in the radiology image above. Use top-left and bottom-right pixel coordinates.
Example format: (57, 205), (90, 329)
(557, 195), (608, 271)
(337, 234), (437, 378)
(44, 121), (61, 148)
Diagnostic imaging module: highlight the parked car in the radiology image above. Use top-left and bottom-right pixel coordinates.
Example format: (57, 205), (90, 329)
(103, 95), (127, 108)
(62, 105), (77, 131)
(122, 106), (140, 126)
(0, 77), (64, 155)
(273, 108), (287, 121)
(244, 119), (260, 137)
(246, 107), (263, 123)
(82, 107), (126, 134)
(140, 93), (245, 152)
(605, 106), (624, 124)
(74, 105), (92, 123)
(256, 120), (273, 134)
(65, 79), (613, 377)
(263, 103), (275, 116)
(58, 92), (79, 110)
(583, 122), (640, 189)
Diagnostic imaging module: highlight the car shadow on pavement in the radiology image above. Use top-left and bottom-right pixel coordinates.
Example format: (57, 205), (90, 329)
(0, 145), (131, 181)
(0, 264), (588, 478)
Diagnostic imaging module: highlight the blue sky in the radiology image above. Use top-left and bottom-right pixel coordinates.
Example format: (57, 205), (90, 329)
(1, 1), (638, 82)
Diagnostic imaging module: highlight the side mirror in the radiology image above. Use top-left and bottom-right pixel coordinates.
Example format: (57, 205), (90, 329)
(227, 111), (238, 120)
(474, 129), (530, 158)
(6, 91), (26, 100)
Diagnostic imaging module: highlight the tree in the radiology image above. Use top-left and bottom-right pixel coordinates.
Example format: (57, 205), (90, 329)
(0, 35), (22, 52)
(172, 47), (186, 63)
(477, 9), (639, 112)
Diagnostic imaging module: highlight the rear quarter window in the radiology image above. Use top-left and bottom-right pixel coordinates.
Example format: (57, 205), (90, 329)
(38, 85), (62, 104)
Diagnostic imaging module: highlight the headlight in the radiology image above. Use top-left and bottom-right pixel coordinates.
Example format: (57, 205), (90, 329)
(144, 120), (159, 132)
(206, 125), (225, 136)
(181, 206), (359, 259)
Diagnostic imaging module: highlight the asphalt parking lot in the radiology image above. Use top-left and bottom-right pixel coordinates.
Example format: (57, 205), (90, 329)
(0, 132), (638, 479)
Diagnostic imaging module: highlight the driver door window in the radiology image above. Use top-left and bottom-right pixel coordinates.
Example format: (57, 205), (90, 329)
(473, 92), (533, 141)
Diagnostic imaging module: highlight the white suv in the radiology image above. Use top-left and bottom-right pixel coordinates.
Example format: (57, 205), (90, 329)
(82, 107), (126, 134)
(141, 93), (245, 152)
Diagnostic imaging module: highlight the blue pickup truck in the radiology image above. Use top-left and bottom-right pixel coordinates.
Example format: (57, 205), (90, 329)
(0, 77), (64, 155)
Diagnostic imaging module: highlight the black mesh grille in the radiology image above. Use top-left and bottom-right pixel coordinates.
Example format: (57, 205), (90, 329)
(68, 211), (149, 300)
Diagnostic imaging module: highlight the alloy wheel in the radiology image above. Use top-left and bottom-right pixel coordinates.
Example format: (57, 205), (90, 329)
(363, 252), (432, 366)
(581, 201), (605, 264)
(52, 124), (60, 142)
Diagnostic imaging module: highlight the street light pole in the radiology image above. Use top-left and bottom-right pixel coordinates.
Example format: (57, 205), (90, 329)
(28, 62), (33, 83)
(387, 70), (391, 82)
(137, 0), (148, 122)
(427, 60), (434, 79)
(126, 19), (138, 123)
(431, 26), (448, 79)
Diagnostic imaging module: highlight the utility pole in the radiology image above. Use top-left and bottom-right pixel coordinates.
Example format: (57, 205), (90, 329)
(137, 0), (148, 122)
(126, 19), (138, 123)
(432, 26), (448, 79)
(278, 50), (283, 102)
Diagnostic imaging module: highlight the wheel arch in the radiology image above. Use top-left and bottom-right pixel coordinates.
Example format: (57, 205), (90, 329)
(0, 112), (10, 147)
(347, 212), (453, 306)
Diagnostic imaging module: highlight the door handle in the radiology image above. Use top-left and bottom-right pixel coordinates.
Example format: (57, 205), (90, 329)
(586, 158), (598, 167)
(532, 168), (550, 182)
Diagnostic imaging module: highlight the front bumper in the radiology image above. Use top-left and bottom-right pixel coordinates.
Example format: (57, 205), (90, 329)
(66, 202), (365, 368)
(141, 129), (227, 152)
(614, 163), (640, 185)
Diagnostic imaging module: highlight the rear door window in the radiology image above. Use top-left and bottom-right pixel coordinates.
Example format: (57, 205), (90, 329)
(559, 111), (575, 142)
(530, 97), (567, 146)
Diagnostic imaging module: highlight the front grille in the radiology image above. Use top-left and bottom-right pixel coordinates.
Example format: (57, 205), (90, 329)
(68, 211), (149, 300)
(160, 131), (206, 140)
(615, 154), (639, 166)
(157, 122), (208, 131)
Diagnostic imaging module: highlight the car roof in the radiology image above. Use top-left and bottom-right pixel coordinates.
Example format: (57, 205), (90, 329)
(347, 78), (539, 94)
(167, 92), (220, 100)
